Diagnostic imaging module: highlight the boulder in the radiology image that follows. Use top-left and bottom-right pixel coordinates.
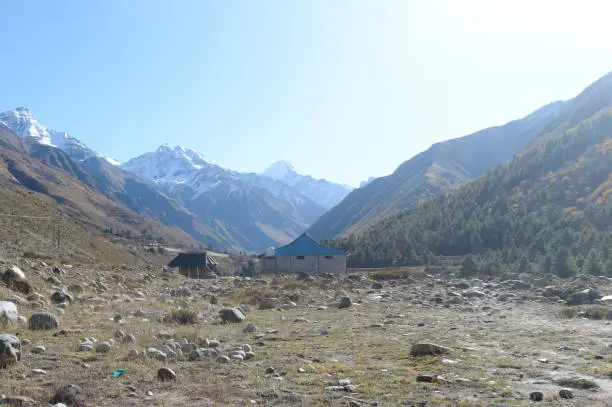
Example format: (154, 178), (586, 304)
(2, 266), (32, 294)
(50, 384), (84, 406)
(410, 343), (451, 357)
(219, 308), (246, 323)
(259, 298), (280, 310)
(0, 301), (19, 324)
(338, 296), (352, 309)
(157, 367), (176, 381)
(566, 288), (601, 306)
(296, 272), (314, 282)
(28, 312), (59, 330)
(50, 291), (73, 304)
(95, 341), (112, 353)
(0, 334), (21, 368)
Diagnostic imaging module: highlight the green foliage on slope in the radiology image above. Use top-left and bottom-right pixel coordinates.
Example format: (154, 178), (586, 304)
(329, 107), (612, 277)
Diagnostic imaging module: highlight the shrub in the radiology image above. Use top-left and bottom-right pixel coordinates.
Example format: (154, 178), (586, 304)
(168, 309), (197, 325)
(556, 377), (599, 389)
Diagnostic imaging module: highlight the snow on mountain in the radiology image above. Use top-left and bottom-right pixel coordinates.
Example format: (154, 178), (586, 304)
(0, 107), (98, 161)
(262, 161), (353, 209)
(121, 144), (217, 185)
(263, 160), (296, 180)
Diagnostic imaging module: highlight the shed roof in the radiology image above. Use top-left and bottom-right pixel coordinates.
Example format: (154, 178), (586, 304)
(273, 233), (345, 256)
(168, 252), (216, 268)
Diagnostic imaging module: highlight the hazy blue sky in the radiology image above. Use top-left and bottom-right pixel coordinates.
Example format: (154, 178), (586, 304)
(2, 0), (612, 187)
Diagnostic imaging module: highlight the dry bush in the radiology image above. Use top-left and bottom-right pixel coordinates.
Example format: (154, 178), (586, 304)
(168, 308), (198, 324)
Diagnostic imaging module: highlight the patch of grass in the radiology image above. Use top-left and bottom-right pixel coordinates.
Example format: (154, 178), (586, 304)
(167, 308), (198, 325)
(556, 377), (600, 389)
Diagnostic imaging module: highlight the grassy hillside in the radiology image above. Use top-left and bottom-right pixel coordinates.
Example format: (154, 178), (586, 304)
(0, 125), (200, 261)
(330, 81), (612, 277)
(308, 101), (564, 240)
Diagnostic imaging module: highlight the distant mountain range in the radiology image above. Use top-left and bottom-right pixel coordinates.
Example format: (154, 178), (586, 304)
(0, 108), (352, 252)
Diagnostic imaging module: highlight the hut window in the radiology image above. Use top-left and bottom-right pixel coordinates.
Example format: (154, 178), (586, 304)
(325, 255), (333, 260)
(296, 256), (305, 260)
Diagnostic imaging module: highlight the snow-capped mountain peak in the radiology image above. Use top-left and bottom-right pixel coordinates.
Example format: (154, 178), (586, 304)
(0, 107), (98, 161)
(263, 160), (297, 180)
(261, 160), (353, 209)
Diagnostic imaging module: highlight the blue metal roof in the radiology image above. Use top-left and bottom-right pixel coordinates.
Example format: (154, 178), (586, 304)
(273, 233), (345, 256)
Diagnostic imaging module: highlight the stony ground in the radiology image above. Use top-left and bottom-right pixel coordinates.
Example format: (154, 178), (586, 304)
(1, 261), (611, 406)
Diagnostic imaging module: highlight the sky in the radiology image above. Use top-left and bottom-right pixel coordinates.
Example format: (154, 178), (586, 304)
(2, 0), (612, 187)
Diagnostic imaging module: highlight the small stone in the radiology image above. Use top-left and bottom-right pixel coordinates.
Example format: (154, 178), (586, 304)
(416, 375), (436, 383)
(529, 391), (544, 401)
(410, 343), (451, 357)
(31, 345), (46, 354)
(338, 296), (352, 309)
(259, 297), (281, 310)
(157, 367), (176, 381)
(32, 368), (48, 375)
(559, 389), (574, 399)
(217, 355), (231, 363)
(338, 379), (351, 386)
(243, 322), (257, 333)
(265, 366), (275, 374)
(243, 344), (252, 352)
(96, 341), (112, 353)
(297, 367), (306, 373)
(114, 330), (125, 339)
(123, 334), (136, 343)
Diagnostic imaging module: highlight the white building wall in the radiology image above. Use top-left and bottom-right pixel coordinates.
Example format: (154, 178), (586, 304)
(262, 254), (346, 274)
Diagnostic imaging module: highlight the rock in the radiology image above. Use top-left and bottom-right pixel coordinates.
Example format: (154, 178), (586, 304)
(209, 295), (218, 305)
(50, 384), (84, 406)
(297, 367), (306, 373)
(96, 341), (112, 353)
(259, 297), (281, 310)
(50, 291), (72, 304)
(455, 281), (471, 289)
(559, 389), (574, 399)
(219, 308), (246, 323)
(28, 312), (58, 330)
(338, 296), (352, 309)
(0, 334), (21, 368)
(68, 284), (83, 294)
(566, 288), (601, 306)
(157, 367), (176, 381)
(31, 345), (46, 354)
(147, 348), (167, 361)
(416, 375), (436, 383)
(0, 301), (19, 324)
(2, 266), (32, 294)
(217, 355), (231, 363)
(446, 296), (464, 305)
(32, 368), (48, 375)
(77, 343), (94, 352)
(529, 391), (544, 401)
(245, 351), (255, 359)
(410, 343), (451, 357)
(297, 272), (314, 282)
(243, 322), (257, 333)
(371, 282), (383, 289)
(52, 266), (66, 274)
(114, 330), (125, 339)
(462, 289), (485, 298)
